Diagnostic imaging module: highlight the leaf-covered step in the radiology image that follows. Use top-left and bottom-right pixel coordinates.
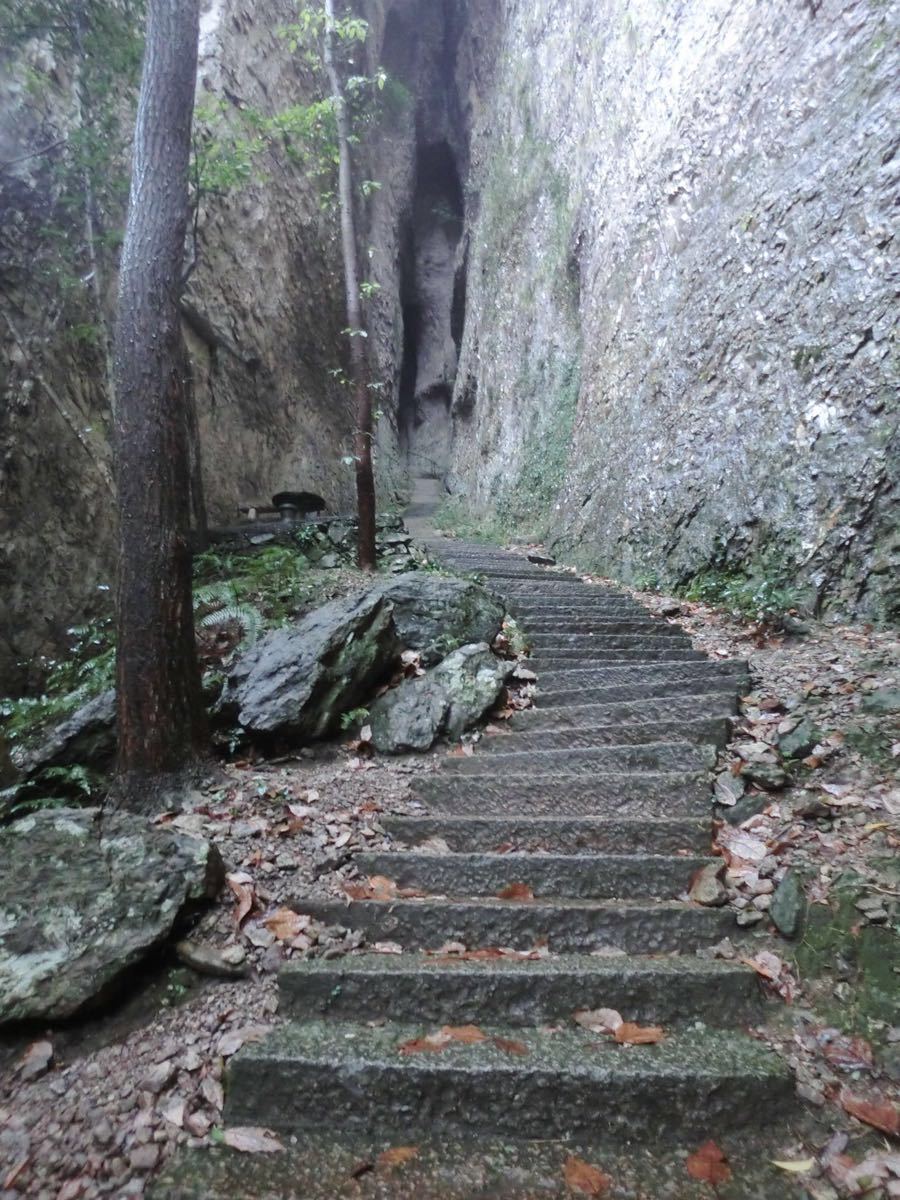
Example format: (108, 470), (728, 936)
(382, 814), (711, 854)
(522, 618), (688, 635)
(291, 896), (735, 954)
(411, 771), (713, 817)
(513, 692), (739, 730)
(225, 1021), (793, 1140)
(476, 716), (731, 753)
(278, 953), (761, 1027)
(354, 850), (714, 901)
(530, 649), (709, 665)
(533, 676), (745, 710)
(534, 660), (749, 692)
(437, 742), (715, 776)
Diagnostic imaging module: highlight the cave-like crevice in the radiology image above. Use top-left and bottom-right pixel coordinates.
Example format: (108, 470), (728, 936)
(397, 138), (466, 479)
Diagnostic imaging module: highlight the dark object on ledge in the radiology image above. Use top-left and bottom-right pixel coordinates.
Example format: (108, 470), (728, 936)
(272, 492), (328, 522)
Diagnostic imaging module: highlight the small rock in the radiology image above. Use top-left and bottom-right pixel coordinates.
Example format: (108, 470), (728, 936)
(175, 940), (249, 979)
(779, 719), (822, 760)
(714, 771), (745, 807)
(735, 909), (766, 928)
(770, 870), (807, 939)
(753, 894), (772, 911)
(129, 1144), (160, 1172)
(797, 1080), (826, 1106)
(743, 762), (789, 791)
(781, 615), (811, 636)
(139, 1061), (175, 1095)
(659, 601), (682, 617)
(689, 862), (727, 907)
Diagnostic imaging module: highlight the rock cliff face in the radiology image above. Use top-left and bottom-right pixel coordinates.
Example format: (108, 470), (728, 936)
(448, 0), (898, 618)
(1, 0), (897, 692)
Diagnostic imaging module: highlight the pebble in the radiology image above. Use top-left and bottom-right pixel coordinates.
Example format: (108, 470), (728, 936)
(128, 1143), (160, 1171)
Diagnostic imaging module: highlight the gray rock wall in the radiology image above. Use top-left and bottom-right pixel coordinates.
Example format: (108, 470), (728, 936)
(449, 0), (899, 618)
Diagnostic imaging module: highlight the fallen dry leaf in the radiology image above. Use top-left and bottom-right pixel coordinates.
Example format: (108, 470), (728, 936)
(492, 1036), (528, 1056)
(574, 1009), (623, 1034)
(614, 1022), (665, 1045)
(772, 1158), (815, 1173)
(819, 1031), (875, 1073)
(263, 908), (310, 942)
(397, 1029), (453, 1055)
(222, 1127), (285, 1153)
(497, 881), (535, 901)
(686, 1141), (732, 1185)
(563, 1155), (612, 1195)
(840, 1089), (900, 1136)
(226, 874), (255, 927)
(376, 1146), (419, 1171)
(442, 1024), (488, 1044)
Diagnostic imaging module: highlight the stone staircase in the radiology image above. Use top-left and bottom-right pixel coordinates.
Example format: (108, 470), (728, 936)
(155, 538), (796, 1197)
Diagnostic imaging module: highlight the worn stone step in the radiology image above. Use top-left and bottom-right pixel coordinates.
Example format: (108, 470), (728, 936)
(382, 814), (711, 854)
(292, 896), (734, 953)
(152, 1131), (803, 1199)
(454, 568), (585, 583)
(411, 771), (712, 817)
(515, 692), (739, 730)
(439, 742), (715, 775)
(535, 660), (749, 692)
(478, 716), (730, 753)
(509, 594), (644, 609)
(528, 630), (691, 645)
(355, 850), (712, 900)
(530, 649), (708, 665)
(278, 953), (760, 1027)
(533, 676), (745, 709)
(225, 1021), (792, 1140)
(501, 581), (623, 595)
(524, 621), (689, 637)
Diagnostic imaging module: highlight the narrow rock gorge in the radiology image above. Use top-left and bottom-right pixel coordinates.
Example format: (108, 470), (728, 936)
(1, 0), (896, 691)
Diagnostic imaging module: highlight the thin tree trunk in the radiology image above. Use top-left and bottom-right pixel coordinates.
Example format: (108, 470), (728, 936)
(112, 0), (206, 810)
(323, 0), (377, 570)
(72, 2), (116, 415)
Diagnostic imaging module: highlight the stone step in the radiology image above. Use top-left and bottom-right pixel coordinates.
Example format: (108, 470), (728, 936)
(224, 1021), (793, 1140)
(152, 1131), (801, 1199)
(514, 692), (739, 730)
(533, 676), (745, 709)
(529, 649), (708, 664)
(354, 851), (713, 900)
(292, 896), (735, 953)
(477, 716), (730, 753)
(524, 621), (689, 637)
(509, 595), (645, 609)
(411, 771), (712, 817)
(278, 953), (760, 1027)
(438, 742), (715, 775)
(452, 568), (585, 583)
(501, 581), (624, 596)
(535, 659), (749, 692)
(382, 814), (711, 854)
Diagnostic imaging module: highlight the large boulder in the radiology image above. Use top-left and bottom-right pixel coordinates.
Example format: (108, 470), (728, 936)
(10, 689), (116, 778)
(0, 808), (223, 1023)
(370, 643), (516, 753)
(221, 589), (400, 740)
(374, 575), (505, 665)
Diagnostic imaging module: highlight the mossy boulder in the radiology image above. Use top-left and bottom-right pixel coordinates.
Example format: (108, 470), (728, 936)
(0, 807), (223, 1023)
(375, 575), (505, 666)
(221, 590), (401, 742)
(370, 643), (516, 753)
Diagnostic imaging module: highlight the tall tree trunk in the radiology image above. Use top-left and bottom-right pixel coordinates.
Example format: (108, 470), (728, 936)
(323, 0), (377, 571)
(112, 0), (206, 810)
